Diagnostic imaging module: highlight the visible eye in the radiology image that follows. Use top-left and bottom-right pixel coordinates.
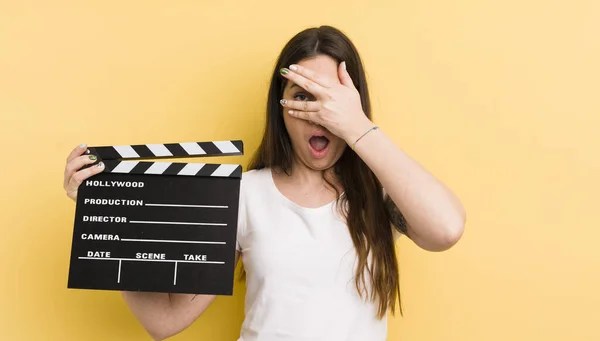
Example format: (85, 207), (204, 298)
(293, 93), (310, 101)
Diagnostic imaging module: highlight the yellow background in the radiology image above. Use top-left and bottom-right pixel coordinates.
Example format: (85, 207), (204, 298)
(1, 0), (599, 340)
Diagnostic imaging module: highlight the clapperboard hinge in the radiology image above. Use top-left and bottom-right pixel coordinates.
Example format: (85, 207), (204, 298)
(85, 140), (244, 178)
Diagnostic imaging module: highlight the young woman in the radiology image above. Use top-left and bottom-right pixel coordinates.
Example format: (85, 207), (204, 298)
(63, 26), (466, 341)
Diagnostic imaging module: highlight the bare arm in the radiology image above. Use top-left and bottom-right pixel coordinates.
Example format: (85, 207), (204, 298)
(384, 194), (408, 242)
(121, 251), (240, 340)
(348, 121), (466, 252)
(275, 62), (465, 252)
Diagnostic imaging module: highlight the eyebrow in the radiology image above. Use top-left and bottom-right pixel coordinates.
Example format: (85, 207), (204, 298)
(289, 82), (301, 90)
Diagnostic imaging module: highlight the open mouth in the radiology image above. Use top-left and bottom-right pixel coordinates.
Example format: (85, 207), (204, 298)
(309, 135), (329, 151)
(308, 134), (330, 158)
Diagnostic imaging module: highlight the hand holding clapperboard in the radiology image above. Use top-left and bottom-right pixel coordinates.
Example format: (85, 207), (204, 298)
(67, 140), (244, 295)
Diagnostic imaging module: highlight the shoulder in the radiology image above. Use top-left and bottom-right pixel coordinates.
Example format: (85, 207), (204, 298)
(240, 168), (269, 188)
(238, 168), (271, 199)
(241, 168), (267, 182)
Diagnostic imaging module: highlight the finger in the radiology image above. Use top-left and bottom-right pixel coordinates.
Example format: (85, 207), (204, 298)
(338, 61), (356, 89)
(67, 143), (90, 163)
(280, 99), (320, 112)
(63, 154), (100, 190)
(65, 161), (105, 199)
(287, 109), (319, 123)
(287, 64), (333, 88)
(280, 67), (327, 97)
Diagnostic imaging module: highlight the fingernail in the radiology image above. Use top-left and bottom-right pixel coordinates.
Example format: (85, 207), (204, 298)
(280, 68), (289, 75)
(288, 110), (294, 114)
(289, 65), (298, 71)
(97, 162), (104, 168)
(79, 143), (86, 148)
(89, 155), (97, 161)
(342, 61), (346, 70)
(280, 99), (287, 105)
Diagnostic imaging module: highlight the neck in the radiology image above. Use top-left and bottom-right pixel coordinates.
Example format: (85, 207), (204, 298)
(273, 156), (340, 191)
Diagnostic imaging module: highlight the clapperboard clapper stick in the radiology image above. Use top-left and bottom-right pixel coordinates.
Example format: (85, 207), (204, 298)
(67, 140), (243, 295)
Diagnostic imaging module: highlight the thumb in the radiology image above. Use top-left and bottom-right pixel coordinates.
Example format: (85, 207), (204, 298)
(338, 61), (356, 89)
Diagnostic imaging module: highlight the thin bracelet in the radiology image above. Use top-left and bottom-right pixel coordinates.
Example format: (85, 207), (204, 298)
(352, 126), (379, 150)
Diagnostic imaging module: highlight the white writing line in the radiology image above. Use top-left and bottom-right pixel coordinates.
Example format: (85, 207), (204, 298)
(129, 220), (227, 227)
(117, 260), (122, 283)
(174, 262), (178, 285)
(145, 203), (228, 209)
(78, 257), (225, 264)
(120, 238), (226, 245)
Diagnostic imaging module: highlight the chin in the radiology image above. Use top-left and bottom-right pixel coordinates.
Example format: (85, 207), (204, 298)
(302, 141), (345, 171)
(304, 158), (338, 171)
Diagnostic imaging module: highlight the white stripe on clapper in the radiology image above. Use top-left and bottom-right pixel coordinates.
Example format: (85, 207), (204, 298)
(112, 161), (139, 173)
(213, 141), (240, 154)
(129, 220), (227, 226)
(144, 162), (172, 174)
(121, 238), (226, 244)
(79, 257), (224, 264)
(146, 144), (173, 157)
(145, 203), (228, 208)
(173, 262), (178, 285)
(113, 145), (140, 158)
(211, 164), (239, 177)
(179, 142), (206, 155)
(117, 259), (122, 283)
(178, 163), (205, 176)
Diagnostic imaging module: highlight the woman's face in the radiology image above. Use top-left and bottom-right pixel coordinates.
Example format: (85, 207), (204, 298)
(281, 54), (347, 171)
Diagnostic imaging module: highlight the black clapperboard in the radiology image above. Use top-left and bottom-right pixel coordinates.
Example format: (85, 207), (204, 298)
(67, 140), (243, 295)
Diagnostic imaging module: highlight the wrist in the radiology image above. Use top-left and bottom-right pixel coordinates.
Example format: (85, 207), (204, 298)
(343, 116), (376, 146)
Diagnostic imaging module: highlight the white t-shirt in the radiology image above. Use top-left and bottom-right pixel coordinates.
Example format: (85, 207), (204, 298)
(235, 168), (389, 341)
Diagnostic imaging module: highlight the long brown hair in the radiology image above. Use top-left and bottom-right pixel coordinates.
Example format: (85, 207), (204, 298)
(246, 25), (402, 319)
